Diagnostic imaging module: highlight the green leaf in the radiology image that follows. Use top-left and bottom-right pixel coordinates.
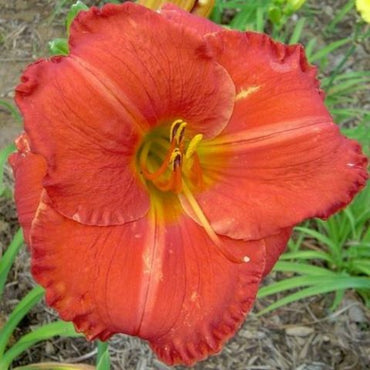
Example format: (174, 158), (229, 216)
(66, 1), (89, 36)
(0, 285), (44, 357)
(258, 276), (370, 315)
(255, 6), (265, 32)
(48, 38), (69, 56)
(0, 229), (24, 298)
(295, 226), (338, 251)
(351, 260), (370, 275)
(309, 38), (351, 63)
(0, 321), (81, 369)
(273, 261), (336, 276)
(0, 142), (16, 197)
(279, 250), (334, 264)
(258, 275), (333, 298)
(0, 100), (22, 123)
(324, 0), (354, 34)
(304, 37), (317, 60)
(96, 341), (111, 370)
(289, 17), (305, 44)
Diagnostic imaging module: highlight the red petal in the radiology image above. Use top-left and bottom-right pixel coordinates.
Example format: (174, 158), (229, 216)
(16, 55), (149, 226)
(206, 31), (327, 136)
(160, 3), (222, 35)
(183, 31), (368, 240)
(30, 196), (265, 366)
(9, 133), (46, 245)
(16, 3), (234, 226)
(68, 3), (234, 137)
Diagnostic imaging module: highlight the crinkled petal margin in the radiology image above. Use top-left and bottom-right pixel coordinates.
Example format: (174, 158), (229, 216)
(16, 3), (235, 227)
(183, 31), (368, 240)
(30, 194), (265, 366)
(9, 133), (46, 246)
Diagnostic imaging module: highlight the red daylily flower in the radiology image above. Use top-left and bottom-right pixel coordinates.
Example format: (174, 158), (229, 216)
(10, 3), (367, 366)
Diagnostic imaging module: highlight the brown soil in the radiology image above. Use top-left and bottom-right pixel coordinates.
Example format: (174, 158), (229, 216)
(0, 1), (369, 369)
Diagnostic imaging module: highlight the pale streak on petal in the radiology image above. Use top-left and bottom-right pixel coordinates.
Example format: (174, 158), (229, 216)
(235, 86), (260, 101)
(204, 117), (333, 147)
(137, 210), (165, 333)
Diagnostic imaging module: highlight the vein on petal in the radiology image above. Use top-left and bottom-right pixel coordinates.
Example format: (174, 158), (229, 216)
(70, 55), (149, 134)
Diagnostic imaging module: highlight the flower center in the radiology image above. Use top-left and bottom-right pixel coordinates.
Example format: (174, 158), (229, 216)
(138, 119), (204, 194)
(137, 120), (249, 264)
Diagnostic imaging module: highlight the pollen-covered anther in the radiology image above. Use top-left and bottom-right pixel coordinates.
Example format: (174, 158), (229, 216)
(170, 149), (182, 170)
(170, 119), (187, 145)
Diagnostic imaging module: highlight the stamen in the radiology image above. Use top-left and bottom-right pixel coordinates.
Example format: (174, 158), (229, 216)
(140, 140), (176, 181)
(181, 182), (247, 264)
(140, 119), (205, 195)
(170, 148), (182, 170)
(185, 134), (203, 159)
(170, 119), (187, 145)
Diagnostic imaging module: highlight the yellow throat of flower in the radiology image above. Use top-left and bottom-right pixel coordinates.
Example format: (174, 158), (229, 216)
(139, 119), (204, 194)
(137, 120), (249, 264)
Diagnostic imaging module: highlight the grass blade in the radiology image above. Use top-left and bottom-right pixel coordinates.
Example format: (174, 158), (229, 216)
(258, 276), (370, 315)
(279, 250), (334, 263)
(0, 143), (16, 196)
(0, 285), (44, 357)
(258, 275), (334, 298)
(273, 261), (336, 275)
(0, 229), (24, 298)
(0, 100), (22, 123)
(289, 17), (305, 44)
(295, 226), (337, 250)
(0, 321), (81, 369)
(309, 38), (351, 63)
(96, 341), (111, 370)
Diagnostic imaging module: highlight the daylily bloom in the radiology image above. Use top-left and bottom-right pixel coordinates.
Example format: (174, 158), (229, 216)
(10, 3), (367, 366)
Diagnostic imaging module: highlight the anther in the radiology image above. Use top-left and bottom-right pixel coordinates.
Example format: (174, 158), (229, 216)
(170, 119), (187, 145)
(170, 148), (182, 170)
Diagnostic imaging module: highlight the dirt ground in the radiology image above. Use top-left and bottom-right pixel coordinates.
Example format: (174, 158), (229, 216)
(0, 0), (369, 369)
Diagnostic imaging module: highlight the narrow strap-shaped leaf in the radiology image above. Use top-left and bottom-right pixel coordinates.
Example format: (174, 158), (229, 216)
(295, 226), (337, 250)
(0, 285), (44, 357)
(0, 229), (24, 298)
(0, 321), (81, 369)
(0, 100), (22, 123)
(258, 275), (340, 298)
(0, 142), (16, 196)
(257, 276), (370, 315)
(289, 17), (305, 44)
(96, 341), (111, 370)
(279, 251), (334, 263)
(273, 261), (336, 275)
(309, 38), (351, 63)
